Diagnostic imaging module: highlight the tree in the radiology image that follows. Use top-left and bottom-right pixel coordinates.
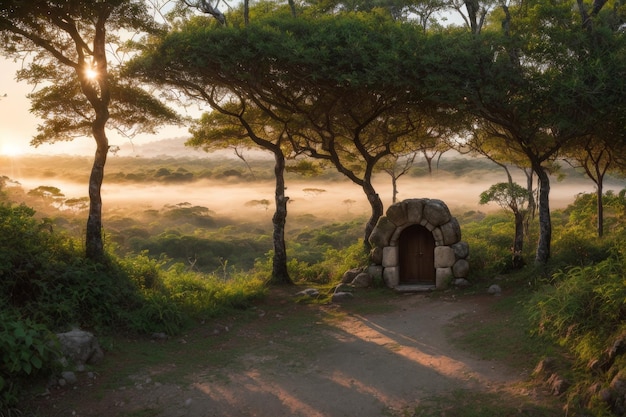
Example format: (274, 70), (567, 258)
(188, 99), (295, 285)
(479, 182), (530, 268)
(423, 0), (625, 264)
(0, 0), (178, 261)
(379, 151), (417, 203)
(129, 12), (428, 248)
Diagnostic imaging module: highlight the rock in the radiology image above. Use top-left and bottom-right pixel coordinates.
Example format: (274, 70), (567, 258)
(341, 268), (362, 284)
(434, 246), (455, 268)
(440, 218), (461, 245)
(487, 284), (502, 296)
(386, 203), (408, 227)
(405, 199), (426, 223)
(60, 371), (77, 385)
(423, 199), (451, 226)
(452, 259), (470, 278)
(56, 329), (104, 365)
(453, 278), (471, 288)
(151, 332), (169, 340)
(295, 288), (319, 298)
(366, 265), (383, 284)
(332, 292), (354, 302)
(369, 246), (383, 265)
(368, 217), (396, 248)
(351, 272), (373, 288)
(451, 241), (470, 259)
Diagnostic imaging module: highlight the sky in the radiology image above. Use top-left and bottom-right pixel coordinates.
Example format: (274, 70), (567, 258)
(0, 58), (189, 157)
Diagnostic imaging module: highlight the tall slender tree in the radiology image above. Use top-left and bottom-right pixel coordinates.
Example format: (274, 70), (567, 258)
(0, 0), (178, 261)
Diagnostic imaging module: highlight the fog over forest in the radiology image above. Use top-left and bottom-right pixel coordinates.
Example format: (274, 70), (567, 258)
(2, 141), (622, 225)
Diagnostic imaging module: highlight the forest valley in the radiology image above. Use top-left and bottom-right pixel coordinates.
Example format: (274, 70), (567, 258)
(1, 0), (626, 415)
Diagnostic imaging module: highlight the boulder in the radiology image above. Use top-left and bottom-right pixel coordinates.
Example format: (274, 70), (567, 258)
(386, 203), (408, 227)
(341, 268), (362, 284)
(351, 272), (373, 288)
(423, 199), (451, 226)
(56, 329), (104, 365)
(368, 217), (396, 248)
(452, 259), (470, 278)
(451, 241), (470, 259)
(405, 199), (426, 223)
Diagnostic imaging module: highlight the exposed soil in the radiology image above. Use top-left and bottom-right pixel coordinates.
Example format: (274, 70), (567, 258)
(31, 289), (559, 417)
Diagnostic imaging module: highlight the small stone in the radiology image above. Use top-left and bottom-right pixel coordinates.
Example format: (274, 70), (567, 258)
(61, 371), (78, 385)
(185, 398), (193, 407)
(151, 332), (169, 340)
(453, 278), (470, 288)
(332, 292), (354, 302)
(296, 288), (319, 297)
(487, 284), (502, 296)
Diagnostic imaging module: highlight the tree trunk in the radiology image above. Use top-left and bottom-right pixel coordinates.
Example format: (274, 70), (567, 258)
(85, 126), (108, 262)
(512, 210), (525, 268)
(363, 181), (384, 250)
(270, 150), (292, 285)
(596, 181), (604, 238)
(535, 167), (552, 264)
(391, 176), (398, 203)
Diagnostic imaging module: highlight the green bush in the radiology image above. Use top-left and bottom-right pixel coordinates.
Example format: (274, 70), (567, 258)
(530, 252), (626, 362)
(0, 312), (59, 411)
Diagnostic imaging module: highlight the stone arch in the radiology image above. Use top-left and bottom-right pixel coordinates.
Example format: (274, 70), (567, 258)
(368, 198), (469, 290)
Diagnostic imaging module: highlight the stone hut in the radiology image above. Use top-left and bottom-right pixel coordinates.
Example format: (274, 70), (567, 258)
(368, 198), (469, 290)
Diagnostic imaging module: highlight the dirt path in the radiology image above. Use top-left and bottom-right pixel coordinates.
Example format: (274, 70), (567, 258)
(35, 291), (553, 417)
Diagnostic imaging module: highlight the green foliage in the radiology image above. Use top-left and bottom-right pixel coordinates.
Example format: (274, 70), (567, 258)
(460, 211), (522, 276)
(530, 252), (626, 362)
(265, 241), (368, 285)
(0, 311), (59, 411)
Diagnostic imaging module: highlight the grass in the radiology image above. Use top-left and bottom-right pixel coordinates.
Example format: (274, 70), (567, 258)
(445, 288), (558, 370)
(410, 389), (562, 417)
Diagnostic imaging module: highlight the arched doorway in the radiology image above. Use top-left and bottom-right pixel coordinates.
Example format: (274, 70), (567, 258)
(398, 224), (435, 285)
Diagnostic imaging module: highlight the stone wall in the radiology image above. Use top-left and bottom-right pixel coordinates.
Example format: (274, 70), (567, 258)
(368, 198), (469, 289)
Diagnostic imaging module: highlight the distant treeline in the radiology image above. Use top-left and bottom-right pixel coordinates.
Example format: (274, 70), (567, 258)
(0, 153), (591, 185)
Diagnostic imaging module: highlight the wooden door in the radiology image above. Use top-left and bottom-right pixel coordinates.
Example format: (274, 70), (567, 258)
(398, 224), (435, 285)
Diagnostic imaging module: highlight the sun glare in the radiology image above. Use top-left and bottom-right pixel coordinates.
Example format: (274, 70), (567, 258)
(85, 67), (98, 80)
(1, 142), (23, 157)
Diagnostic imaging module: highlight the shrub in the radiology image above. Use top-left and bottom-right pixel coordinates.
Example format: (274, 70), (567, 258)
(0, 311), (59, 411)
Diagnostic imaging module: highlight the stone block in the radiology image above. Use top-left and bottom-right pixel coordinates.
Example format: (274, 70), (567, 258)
(451, 241), (470, 259)
(366, 265), (383, 282)
(441, 218), (461, 245)
(368, 216), (395, 248)
(369, 246), (383, 264)
(383, 267), (399, 288)
(432, 227), (443, 245)
(452, 259), (470, 278)
(436, 267), (452, 289)
(423, 199), (451, 226)
(405, 199), (426, 223)
(386, 203), (408, 227)
(382, 246), (398, 267)
(434, 246), (455, 268)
